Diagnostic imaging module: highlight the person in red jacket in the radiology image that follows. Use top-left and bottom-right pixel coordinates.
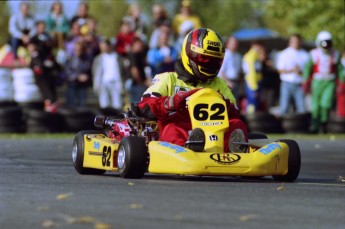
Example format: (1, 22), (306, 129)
(134, 28), (247, 152)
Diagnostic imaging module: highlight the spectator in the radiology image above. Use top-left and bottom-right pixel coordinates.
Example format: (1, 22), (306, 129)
(174, 20), (194, 56)
(83, 17), (100, 61)
(147, 30), (178, 76)
(303, 31), (344, 133)
(219, 36), (242, 102)
(115, 20), (136, 83)
(28, 40), (60, 113)
(122, 3), (148, 42)
(337, 48), (345, 117)
(276, 34), (309, 115)
(115, 20), (135, 57)
(172, 0), (201, 37)
(70, 2), (90, 36)
(65, 21), (82, 57)
(149, 4), (172, 49)
(8, 2), (36, 60)
(261, 47), (280, 111)
(128, 37), (149, 103)
(30, 21), (54, 59)
(92, 39), (123, 110)
(45, 1), (69, 50)
(242, 41), (265, 113)
(65, 41), (92, 108)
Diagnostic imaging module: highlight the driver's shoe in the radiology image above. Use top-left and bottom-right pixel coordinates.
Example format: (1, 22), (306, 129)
(185, 128), (205, 152)
(229, 129), (247, 153)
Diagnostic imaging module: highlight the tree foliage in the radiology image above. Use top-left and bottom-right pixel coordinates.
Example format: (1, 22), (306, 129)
(263, 0), (344, 50)
(0, 1), (10, 46)
(86, 0), (128, 38)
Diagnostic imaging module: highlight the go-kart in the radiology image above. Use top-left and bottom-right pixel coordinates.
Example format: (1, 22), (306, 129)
(72, 88), (301, 181)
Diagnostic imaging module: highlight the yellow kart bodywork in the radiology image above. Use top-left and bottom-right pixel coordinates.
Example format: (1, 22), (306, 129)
(147, 88), (289, 176)
(148, 141), (288, 176)
(75, 88), (299, 181)
(82, 134), (119, 172)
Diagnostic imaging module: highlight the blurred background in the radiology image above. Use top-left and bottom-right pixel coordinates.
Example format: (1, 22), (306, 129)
(0, 0), (344, 134)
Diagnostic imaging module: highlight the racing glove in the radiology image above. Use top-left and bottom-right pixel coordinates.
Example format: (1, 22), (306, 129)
(164, 89), (200, 111)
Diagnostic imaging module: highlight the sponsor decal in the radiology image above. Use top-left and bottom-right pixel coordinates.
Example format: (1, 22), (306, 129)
(209, 135), (218, 141)
(210, 153), (241, 165)
(190, 44), (224, 58)
(207, 40), (220, 47)
(151, 77), (160, 84)
(158, 142), (187, 153)
(93, 141), (100, 150)
(258, 143), (281, 155)
(200, 122), (223, 126)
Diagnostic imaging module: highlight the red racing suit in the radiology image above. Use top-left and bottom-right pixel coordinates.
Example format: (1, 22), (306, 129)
(137, 62), (247, 152)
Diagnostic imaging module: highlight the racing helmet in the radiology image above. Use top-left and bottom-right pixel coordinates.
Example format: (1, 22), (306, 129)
(181, 28), (225, 81)
(316, 31), (332, 50)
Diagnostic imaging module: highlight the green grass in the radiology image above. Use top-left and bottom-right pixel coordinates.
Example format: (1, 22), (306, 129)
(267, 133), (345, 140)
(0, 133), (75, 139)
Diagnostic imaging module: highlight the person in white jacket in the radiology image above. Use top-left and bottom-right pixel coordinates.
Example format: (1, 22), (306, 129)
(92, 39), (123, 110)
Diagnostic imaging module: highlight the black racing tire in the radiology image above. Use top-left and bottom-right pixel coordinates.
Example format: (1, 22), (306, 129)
(117, 136), (147, 179)
(72, 130), (106, 175)
(248, 133), (268, 140)
(273, 139), (301, 182)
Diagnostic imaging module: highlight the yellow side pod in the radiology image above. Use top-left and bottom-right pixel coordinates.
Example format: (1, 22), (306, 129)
(148, 141), (289, 176)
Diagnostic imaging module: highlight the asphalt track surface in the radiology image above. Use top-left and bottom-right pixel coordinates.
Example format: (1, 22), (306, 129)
(1, 136), (344, 229)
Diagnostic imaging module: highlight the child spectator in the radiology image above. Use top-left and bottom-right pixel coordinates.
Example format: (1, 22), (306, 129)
(65, 41), (92, 108)
(92, 39), (123, 110)
(8, 2), (36, 60)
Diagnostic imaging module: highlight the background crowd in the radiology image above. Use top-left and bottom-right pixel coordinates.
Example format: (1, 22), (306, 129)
(1, 0), (344, 134)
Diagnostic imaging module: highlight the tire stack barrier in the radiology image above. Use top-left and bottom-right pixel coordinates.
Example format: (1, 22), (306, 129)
(59, 108), (96, 132)
(327, 115), (345, 133)
(281, 112), (311, 133)
(12, 68), (42, 103)
(25, 109), (65, 133)
(245, 112), (283, 133)
(0, 68), (14, 102)
(0, 104), (24, 133)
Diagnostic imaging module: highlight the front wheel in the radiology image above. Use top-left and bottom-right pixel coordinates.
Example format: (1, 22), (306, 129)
(272, 139), (301, 182)
(117, 136), (148, 179)
(72, 130), (106, 175)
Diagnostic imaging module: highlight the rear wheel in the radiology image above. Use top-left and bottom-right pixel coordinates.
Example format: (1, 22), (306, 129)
(273, 139), (301, 182)
(72, 130), (106, 175)
(117, 136), (147, 179)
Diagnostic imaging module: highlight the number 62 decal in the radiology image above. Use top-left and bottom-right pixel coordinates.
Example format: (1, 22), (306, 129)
(102, 146), (111, 167)
(193, 103), (225, 121)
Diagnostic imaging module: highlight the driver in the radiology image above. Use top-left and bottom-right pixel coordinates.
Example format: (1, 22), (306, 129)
(134, 28), (248, 152)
